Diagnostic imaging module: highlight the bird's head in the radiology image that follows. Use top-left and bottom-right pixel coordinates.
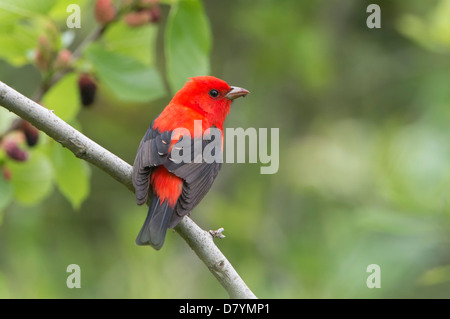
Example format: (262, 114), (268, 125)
(171, 76), (249, 129)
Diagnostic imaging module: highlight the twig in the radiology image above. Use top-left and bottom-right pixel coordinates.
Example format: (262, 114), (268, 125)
(176, 221), (255, 298)
(209, 227), (226, 239)
(32, 25), (107, 103)
(0, 81), (257, 299)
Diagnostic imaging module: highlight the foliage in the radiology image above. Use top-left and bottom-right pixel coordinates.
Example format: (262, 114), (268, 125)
(1, 0), (450, 299)
(0, 0), (209, 211)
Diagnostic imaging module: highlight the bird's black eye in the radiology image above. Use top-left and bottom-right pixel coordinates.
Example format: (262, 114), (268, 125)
(209, 89), (219, 98)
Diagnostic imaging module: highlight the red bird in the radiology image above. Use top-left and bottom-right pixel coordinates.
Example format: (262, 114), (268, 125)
(132, 76), (249, 249)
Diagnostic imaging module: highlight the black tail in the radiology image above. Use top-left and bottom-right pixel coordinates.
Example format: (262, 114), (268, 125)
(135, 195), (174, 250)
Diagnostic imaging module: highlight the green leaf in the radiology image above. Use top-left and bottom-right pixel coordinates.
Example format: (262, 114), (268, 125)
(48, 0), (88, 21)
(9, 149), (53, 205)
(0, 0), (61, 66)
(165, 0), (212, 93)
(85, 43), (166, 102)
(42, 73), (80, 122)
(102, 20), (158, 67)
(0, 18), (45, 67)
(0, 0), (56, 22)
(0, 108), (17, 133)
(51, 142), (90, 210)
(397, 0), (450, 53)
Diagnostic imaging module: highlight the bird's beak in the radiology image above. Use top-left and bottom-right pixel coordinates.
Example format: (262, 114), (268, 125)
(226, 86), (250, 100)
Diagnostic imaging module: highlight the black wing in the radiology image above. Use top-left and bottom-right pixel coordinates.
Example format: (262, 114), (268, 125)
(133, 121), (222, 228)
(163, 135), (222, 228)
(132, 119), (171, 205)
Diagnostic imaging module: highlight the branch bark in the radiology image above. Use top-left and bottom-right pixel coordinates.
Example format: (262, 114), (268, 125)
(0, 81), (257, 299)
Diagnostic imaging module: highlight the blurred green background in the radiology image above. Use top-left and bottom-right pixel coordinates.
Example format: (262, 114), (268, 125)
(1, 0), (450, 298)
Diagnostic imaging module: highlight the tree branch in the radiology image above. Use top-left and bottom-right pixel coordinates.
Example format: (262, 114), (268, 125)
(0, 81), (257, 299)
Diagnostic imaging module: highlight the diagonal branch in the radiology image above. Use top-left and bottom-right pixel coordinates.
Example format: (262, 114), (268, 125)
(0, 81), (257, 299)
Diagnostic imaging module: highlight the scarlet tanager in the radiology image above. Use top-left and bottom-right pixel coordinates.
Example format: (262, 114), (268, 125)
(132, 76), (249, 249)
